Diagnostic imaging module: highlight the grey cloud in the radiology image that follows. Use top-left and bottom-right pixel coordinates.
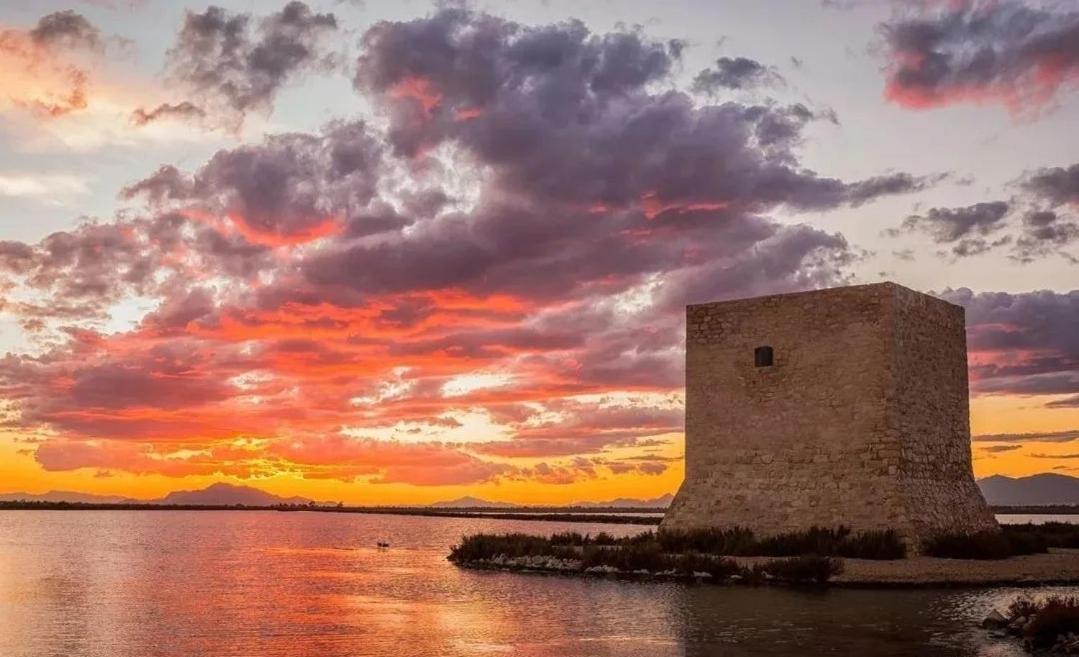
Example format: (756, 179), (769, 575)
(1013, 210), (1079, 263)
(28, 10), (103, 51)
(124, 120), (384, 242)
(131, 101), (206, 126)
(902, 201), (1010, 242)
(943, 288), (1079, 405)
(1023, 164), (1079, 207)
(1048, 397), (1079, 409)
(980, 444), (1021, 453)
(693, 56), (780, 93)
(973, 430), (1079, 443)
(354, 9), (923, 212)
(153, 1), (338, 126)
(881, 1), (1079, 110)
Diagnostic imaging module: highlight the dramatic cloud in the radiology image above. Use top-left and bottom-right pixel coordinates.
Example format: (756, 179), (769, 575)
(894, 201), (1011, 257)
(945, 288), (1079, 407)
(881, 1), (1079, 113)
(0, 8), (947, 486)
(124, 119), (384, 244)
(693, 56), (780, 93)
(140, 1), (338, 127)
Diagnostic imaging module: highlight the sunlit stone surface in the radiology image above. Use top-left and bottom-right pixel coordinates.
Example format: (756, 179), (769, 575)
(664, 282), (998, 545)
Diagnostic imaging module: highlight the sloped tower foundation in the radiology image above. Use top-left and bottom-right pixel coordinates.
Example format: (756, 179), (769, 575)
(662, 282), (997, 546)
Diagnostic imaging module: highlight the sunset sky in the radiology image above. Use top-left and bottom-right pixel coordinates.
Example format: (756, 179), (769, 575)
(0, 0), (1076, 504)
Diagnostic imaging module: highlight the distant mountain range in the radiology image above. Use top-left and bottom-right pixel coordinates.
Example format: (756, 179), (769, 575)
(977, 474), (1079, 506)
(158, 483), (312, 506)
(0, 483), (311, 507)
(430, 496), (516, 508)
(0, 490), (141, 504)
(6, 475), (1079, 509)
(429, 493), (675, 508)
(573, 493), (675, 508)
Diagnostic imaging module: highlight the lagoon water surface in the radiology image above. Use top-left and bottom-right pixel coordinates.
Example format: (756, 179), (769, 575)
(0, 511), (1074, 657)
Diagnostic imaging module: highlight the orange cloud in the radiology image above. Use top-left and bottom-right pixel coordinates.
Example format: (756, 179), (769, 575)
(0, 25), (93, 117)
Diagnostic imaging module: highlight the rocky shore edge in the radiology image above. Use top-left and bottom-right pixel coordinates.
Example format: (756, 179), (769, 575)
(452, 550), (1079, 589)
(981, 595), (1079, 654)
(451, 552), (842, 586)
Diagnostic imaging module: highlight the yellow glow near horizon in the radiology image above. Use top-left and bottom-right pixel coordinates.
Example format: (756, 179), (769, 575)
(2, 393), (1076, 503)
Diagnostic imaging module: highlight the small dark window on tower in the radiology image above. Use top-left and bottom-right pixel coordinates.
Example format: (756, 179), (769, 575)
(754, 346), (774, 367)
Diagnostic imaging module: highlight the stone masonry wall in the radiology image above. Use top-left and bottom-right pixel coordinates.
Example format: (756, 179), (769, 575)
(662, 282), (997, 546)
(891, 285), (998, 538)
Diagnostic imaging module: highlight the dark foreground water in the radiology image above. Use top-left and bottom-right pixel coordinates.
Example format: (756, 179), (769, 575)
(0, 511), (1074, 657)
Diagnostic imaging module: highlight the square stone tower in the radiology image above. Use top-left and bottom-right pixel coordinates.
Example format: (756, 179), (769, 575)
(662, 282), (997, 545)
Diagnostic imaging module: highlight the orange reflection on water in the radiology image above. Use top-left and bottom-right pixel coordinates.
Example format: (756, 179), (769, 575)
(1, 510), (1072, 657)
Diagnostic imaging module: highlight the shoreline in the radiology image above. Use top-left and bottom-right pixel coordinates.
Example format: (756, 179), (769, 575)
(0, 502), (662, 524)
(453, 549), (1079, 589)
(1, 501), (1075, 518)
(831, 549), (1079, 587)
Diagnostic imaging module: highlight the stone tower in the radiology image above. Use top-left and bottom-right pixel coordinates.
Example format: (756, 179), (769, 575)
(662, 282), (997, 545)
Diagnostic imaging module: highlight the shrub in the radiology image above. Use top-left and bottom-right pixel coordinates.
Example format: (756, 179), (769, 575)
(921, 530), (1048, 560)
(1005, 596), (1079, 651)
(591, 531), (620, 545)
(449, 533), (577, 562)
(670, 553), (743, 579)
(1026, 598), (1079, 650)
(656, 526), (904, 560)
(752, 556), (844, 584)
(836, 529), (907, 560)
(656, 527), (757, 555)
(450, 531), (846, 584)
(754, 526), (851, 557)
(582, 539), (669, 571)
(453, 525), (907, 566)
(1006, 596), (1042, 622)
(548, 532), (585, 546)
(1002, 528), (1051, 556)
(1003, 522), (1079, 549)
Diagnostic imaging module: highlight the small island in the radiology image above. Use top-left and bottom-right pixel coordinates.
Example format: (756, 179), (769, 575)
(449, 523), (1079, 587)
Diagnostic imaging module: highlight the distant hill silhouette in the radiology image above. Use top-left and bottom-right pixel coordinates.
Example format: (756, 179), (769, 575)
(0, 483), (312, 506)
(429, 493), (675, 508)
(0, 490), (141, 504)
(159, 483), (311, 506)
(20, 477), (1078, 510)
(978, 474), (1079, 506)
(430, 496), (516, 508)
(573, 493), (674, 508)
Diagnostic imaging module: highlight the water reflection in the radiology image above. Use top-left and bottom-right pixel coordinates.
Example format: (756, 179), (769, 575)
(0, 511), (1072, 657)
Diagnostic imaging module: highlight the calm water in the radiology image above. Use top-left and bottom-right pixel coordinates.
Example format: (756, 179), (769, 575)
(1, 511), (1075, 657)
